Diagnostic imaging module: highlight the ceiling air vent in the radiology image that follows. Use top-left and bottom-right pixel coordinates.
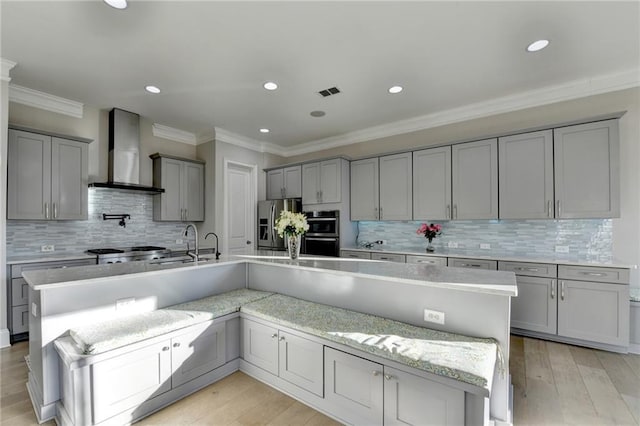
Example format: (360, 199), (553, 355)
(317, 86), (341, 97)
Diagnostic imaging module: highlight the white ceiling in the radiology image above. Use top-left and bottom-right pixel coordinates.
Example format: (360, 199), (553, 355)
(2, 1), (639, 150)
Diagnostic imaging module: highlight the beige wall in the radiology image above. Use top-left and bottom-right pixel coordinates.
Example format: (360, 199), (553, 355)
(8, 102), (197, 186)
(196, 138), (215, 247)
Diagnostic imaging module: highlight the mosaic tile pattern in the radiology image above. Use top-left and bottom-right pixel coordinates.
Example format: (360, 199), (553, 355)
(356, 219), (613, 262)
(6, 189), (193, 256)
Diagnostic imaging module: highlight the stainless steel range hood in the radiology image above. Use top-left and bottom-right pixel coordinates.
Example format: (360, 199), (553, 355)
(89, 108), (164, 193)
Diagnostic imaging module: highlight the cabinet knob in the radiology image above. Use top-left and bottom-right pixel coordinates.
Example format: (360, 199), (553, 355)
(173, 342), (181, 348)
(271, 333), (278, 338)
(279, 336), (286, 341)
(162, 346), (170, 351)
(372, 370), (381, 376)
(384, 374), (393, 380)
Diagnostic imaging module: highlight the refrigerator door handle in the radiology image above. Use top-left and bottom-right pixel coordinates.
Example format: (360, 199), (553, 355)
(270, 203), (277, 246)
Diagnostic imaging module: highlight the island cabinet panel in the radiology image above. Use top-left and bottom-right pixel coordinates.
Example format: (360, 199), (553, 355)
(498, 130), (554, 219)
(557, 279), (629, 346)
(350, 158), (380, 220)
(379, 152), (413, 220)
(324, 347), (384, 425)
(384, 366), (464, 426)
(510, 276), (558, 334)
(553, 119), (620, 218)
(413, 146), (452, 221)
(92, 340), (173, 424)
(171, 321), (226, 388)
(451, 138), (498, 220)
(242, 318), (324, 396)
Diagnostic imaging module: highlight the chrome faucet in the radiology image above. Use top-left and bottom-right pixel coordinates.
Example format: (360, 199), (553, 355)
(184, 223), (199, 261)
(205, 232), (221, 260)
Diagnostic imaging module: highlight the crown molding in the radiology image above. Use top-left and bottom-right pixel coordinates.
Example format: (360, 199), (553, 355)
(1, 59), (17, 82)
(196, 128), (215, 145)
(284, 68), (640, 157)
(214, 127), (287, 157)
(152, 123), (197, 145)
(8, 84), (83, 118)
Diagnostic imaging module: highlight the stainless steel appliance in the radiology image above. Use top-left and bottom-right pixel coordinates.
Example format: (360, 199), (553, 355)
(257, 199), (302, 250)
(87, 246), (171, 264)
(302, 210), (340, 257)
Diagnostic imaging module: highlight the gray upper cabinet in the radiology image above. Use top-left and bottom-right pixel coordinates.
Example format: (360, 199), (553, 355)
(350, 157), (379, 220)
(267, 166), (301, 199)
(451, 138), (498, 220)
(499, 130), (554, 219)
(554, 119), (620, 218)
(152, 154), (205, 222)
(413, 146), (451, 220)
(302, 159), (341, 204)
(379, 153), (412, 220)
(8, 129), (89, 220)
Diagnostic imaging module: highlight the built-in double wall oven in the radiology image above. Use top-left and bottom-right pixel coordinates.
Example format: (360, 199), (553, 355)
(302, 210), (340, 257)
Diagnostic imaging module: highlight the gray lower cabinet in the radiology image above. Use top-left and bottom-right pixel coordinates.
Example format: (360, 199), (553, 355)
(8, 129), (90, 220)
(171, 321), (226, 387)
(448, 258), (497, 270)
(151, 154), (205, 221)
(8, 258), (97, 339)
(371, 253), (406, 263)
(324, 347), (464, 426)
(341, 250), (372, 260)
(242, 318), (323, 396)
(405, 255), (447, 267)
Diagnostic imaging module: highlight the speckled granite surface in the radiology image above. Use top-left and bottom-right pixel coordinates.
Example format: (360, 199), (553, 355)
(241, 294), (498, 391)
(164, 289), (273, 316)
(631, 287), (640, 302)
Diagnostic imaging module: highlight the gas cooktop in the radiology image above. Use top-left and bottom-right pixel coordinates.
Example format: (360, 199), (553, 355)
(86, 246), (170, 264)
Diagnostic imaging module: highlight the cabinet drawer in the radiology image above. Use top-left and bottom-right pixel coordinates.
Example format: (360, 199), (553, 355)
(341, 250), (372, 260)
(371, 253), (406, 263)
(11, 258), (96, 278)
(498, 261), (557, 278)
(12, 305), (29, 334)
(405, 255), (447, 267)
(448, 258), (497, 270)
(11, 278), (29, 306)
(558, 265), (629, 284)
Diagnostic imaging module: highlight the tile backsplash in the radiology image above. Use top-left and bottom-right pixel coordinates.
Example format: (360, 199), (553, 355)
(6, 189), (199, 257)
(356, 219), (613, 261)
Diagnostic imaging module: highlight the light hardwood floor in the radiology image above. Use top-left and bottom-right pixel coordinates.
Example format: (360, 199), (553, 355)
(1, 337), (639, 425)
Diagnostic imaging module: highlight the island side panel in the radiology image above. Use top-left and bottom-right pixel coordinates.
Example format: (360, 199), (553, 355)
(31, 263), (247, 410)
(247, 263), (512, 423)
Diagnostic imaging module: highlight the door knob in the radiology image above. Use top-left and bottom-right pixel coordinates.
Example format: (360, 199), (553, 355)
(246, 240), (252, 245)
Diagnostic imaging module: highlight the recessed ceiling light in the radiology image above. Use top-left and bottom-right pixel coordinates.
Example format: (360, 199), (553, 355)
(263, 81), (278, 91)
(527, 39), (550, 52)
(104, 0), (127, 9)
(310, 110), (326, 117)
(145, 85), (161, 94)
(259, 128), (270, 133)
(388, 85), (403, 94)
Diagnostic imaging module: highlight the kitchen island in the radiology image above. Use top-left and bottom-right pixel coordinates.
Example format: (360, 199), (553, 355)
(23, 253), (517, 425)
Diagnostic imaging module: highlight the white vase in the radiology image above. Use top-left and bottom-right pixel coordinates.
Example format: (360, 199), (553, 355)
(287, 235), (301, 259)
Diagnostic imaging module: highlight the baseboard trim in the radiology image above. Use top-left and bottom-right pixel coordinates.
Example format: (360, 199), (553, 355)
(27, 374), (56, 424)
(629, 343), (640, 355)
(0, 328), (10, 348)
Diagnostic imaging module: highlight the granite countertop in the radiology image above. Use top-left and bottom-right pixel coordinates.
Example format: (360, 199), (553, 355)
(242, 293), (498, 393)
(341, 246), (636, 269)
(631, 287), (640, 303)
(23, 252), (518, 297)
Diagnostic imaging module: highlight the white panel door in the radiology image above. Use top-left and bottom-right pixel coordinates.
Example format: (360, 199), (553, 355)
(171, 321), (226, 387)
(278, 331), (324, 397)
(554, 119), (620, 218)
(283, 166), (302, 198)
(384, 366), (464, 426)
(350, 158), (379, 220)
(267, 169), (284, 200)
(413, 146), (451, 220)
(302, 162), (320, 204)
(226, 163), (255, 254)
(499, 130), (554, 219)
(511, 276), (557, 334)
(379, 152), (412, 220)
(452, 138), (498, 219)
(319, 159), (341, 203)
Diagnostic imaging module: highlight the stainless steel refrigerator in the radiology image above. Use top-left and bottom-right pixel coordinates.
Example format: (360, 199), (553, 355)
(257, 199), (302, 250)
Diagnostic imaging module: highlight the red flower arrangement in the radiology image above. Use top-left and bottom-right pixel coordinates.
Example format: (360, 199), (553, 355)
(416, 223), (442, 252)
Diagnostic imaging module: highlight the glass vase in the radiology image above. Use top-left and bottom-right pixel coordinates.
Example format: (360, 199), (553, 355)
(287, 235), (301, 259)
(426, 238), (435, 252)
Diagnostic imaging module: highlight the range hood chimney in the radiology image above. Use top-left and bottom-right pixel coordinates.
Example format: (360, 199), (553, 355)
(89, 108), (164, 193)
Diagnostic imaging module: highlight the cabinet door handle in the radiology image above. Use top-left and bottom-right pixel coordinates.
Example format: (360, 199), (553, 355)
(446, 205), (450, 219)
(162, 346), (170, 351)
(271, 333), (278, 338)
(44, 202), (49, 219)
(380, 207), (383, 220)
(551, 280), (555, 299)
(372, 370), (381, 376)
(461, 263), (482, 268)
(453, 204), (458, 219)
(557, 200), (562, 217)
(384, 374), (394, 380)
(374, 207), (378, 220)
(581, 272), (606, 277)
(547, 200), (552, 218)
(53, 203), (57, 219)
(184, 209), (188, 220)
(514, 267), (539, 272)
(279, 336), (285, 341)
(560, 281), (565, 300)
(173, 342), (181, 348)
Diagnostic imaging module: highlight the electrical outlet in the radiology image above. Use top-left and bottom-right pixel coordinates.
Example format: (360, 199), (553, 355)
(480, 243), (491, 250)
(424, 309), (445, 325)
(176, 239), (183, 244)
(116, 298), (136, 311)
(31, 302), (38, 317)
(40, 245), (54, 252)
(555, 246), (570, 253)
(448, 242), (458, 248)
